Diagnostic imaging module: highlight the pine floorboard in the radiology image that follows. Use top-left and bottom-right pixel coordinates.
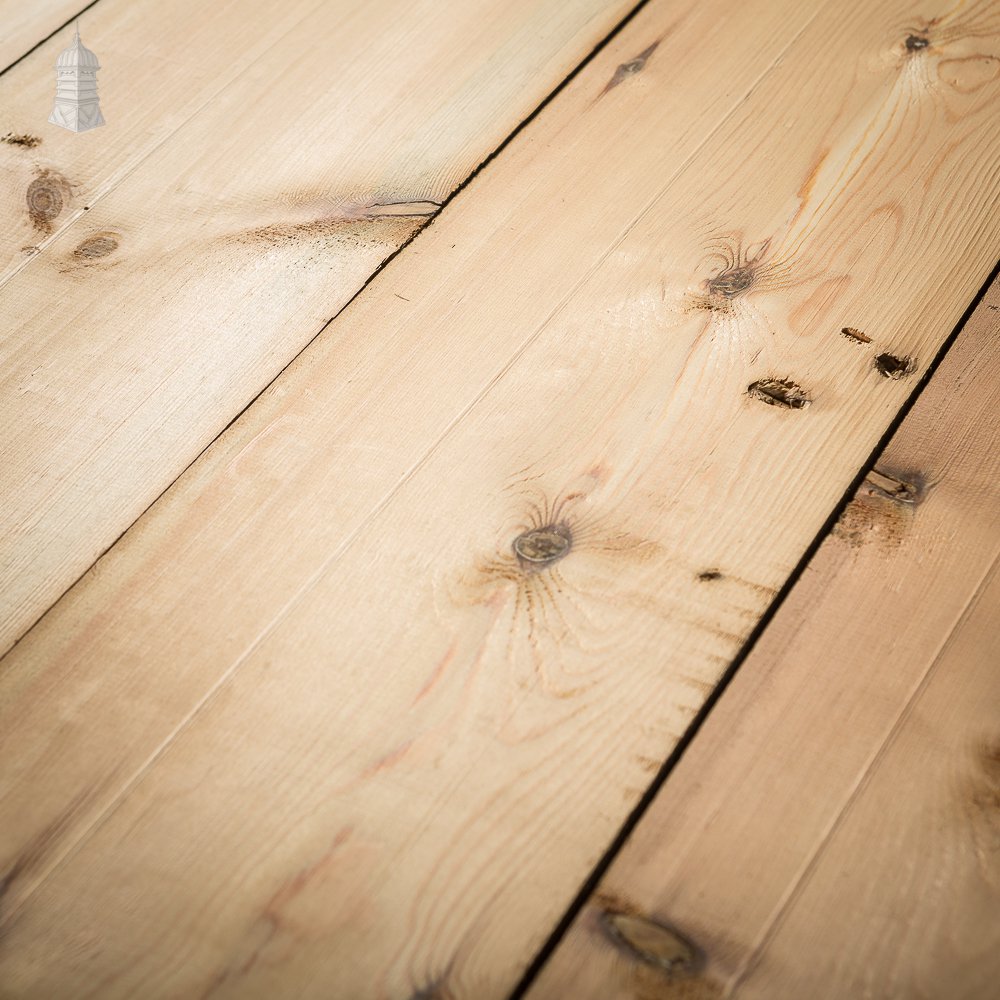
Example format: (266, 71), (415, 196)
(0, 0), (998, 997)
(526, 271), (1000, 1000)
(0, 0), (83, 74)
(0, 0), (634, 653)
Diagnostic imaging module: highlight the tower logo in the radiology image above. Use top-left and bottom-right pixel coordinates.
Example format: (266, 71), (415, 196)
(49, 24), (105, 133)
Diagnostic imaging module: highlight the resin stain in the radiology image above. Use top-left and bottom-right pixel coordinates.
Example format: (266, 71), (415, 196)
(600, 40), (660, 97)
(238, 211), (426, 249)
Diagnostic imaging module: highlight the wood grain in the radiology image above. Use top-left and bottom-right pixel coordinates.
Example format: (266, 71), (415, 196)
(2, 0), (326, 279)
(738, 565), (1000, 998)
(2, 0), (1000, 996)
(527, 279), (1000, 999)
(0, 0), (81, 73)
(0, 0), (635, 653)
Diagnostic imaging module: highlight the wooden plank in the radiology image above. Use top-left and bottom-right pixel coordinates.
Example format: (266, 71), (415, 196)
(3, 0), (1000, 996)
(0, 0), (636, 652)
(0, 0), (81, 73)
(737, 565), (1000, 998)
(527, 279), (1000, 998)
(1, 0), (326, 280)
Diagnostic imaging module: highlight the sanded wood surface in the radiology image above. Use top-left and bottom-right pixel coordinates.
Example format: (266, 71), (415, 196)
(0, 0), (634, 654)
(1, 0), (998, 996)
(2, 0), (330, 280)
(529, 280), (1000, 998)
(0, 0), (81, 72)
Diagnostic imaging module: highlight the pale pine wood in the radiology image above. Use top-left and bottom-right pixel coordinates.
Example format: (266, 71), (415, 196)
(736, 565), (1000, 998)
(0, 0), (80, 72)
(1, 0), (328, 279)
(528, 281), (1000, 999)
(0, 0), (635, 653)
(2, 0), (1000, 997)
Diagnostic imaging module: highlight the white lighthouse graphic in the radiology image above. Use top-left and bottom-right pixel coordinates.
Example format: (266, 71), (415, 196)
(49, 24), (105, 133)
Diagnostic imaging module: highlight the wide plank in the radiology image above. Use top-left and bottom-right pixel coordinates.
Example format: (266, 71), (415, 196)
(2, 0), (1000, 996)
(527, 278), (1000, 998)
(0, 0), (635, 652)
(0, 0), (81, 73)
(2, 0), (330, 280)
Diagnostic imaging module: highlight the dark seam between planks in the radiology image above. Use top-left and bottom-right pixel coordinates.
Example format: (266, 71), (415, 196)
(507, 250), (1000, 1000)
(0, 0), (654, 648)
(0, 0), (103, 79)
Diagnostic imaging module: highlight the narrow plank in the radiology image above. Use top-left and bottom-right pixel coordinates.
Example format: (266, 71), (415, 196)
(736, 563), (1000, 998)
(527, 278), (1000, 998)
(3, 0), (1000, 996)
(0, 0), (636, 652)
(0, 0), (82, 73)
